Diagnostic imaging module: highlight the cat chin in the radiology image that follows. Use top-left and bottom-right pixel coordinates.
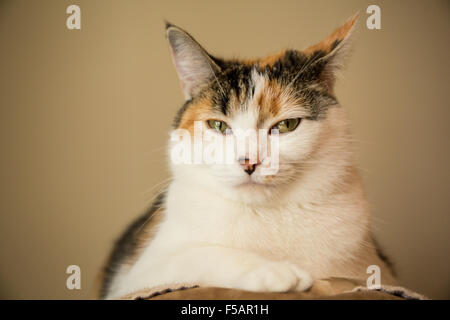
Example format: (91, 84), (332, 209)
(214, 180), (281, 205)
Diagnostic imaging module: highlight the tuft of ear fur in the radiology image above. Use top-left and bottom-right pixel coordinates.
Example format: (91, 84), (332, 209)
(303, 13), (359, 92)
(165, 23), (221, 100)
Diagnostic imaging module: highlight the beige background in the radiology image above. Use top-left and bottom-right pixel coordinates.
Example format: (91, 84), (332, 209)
(0, 0), (449, 299)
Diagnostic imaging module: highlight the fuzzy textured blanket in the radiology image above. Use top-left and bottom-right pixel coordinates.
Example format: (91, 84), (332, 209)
(118, 277), (427, 300)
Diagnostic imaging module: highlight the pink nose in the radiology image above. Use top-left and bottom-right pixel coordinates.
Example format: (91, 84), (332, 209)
(239, 157), (259, 175)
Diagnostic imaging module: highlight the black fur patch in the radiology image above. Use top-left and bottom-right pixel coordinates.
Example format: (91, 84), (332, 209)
(172, 50), (338, 127)
(372, 235), (396, 277)
(100, 192), (166, 299)
(172, 99), (193, 128)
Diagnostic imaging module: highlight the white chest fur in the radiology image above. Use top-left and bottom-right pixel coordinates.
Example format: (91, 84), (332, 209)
(108, 174), (370, 299)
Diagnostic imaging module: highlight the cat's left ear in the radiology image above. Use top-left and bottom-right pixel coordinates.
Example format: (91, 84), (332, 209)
(302, 13), (359, 91)
(165, 22), (221, 100)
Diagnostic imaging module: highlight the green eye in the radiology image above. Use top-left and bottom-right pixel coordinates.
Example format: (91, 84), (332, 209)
(207, 119), (230, 134)
(271, 118), (301, 133)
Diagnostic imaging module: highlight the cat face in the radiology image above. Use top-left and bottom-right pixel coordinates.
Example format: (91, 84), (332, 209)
(166, 16), (357, 202)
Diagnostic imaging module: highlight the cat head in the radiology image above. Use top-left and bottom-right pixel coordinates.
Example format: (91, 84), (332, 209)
(166, 15), (358, 203)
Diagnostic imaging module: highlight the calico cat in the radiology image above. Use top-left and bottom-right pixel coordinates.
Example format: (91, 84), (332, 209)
(100, 14), (396, 299)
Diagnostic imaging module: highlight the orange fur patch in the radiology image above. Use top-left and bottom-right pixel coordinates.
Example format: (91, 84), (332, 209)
(178, 97), (216, 133)
(131, 208), (165, 262)
(256, 80), (283, 124)
(239, 50), (287, 69)
(303, 14), (358, 56)
(257, 50), (288, 68)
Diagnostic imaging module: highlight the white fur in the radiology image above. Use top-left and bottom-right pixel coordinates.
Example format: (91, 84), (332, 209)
(105, 70), (386, 298)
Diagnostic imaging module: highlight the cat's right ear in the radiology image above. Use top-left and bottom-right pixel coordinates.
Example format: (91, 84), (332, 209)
(165, 23), (221, 100)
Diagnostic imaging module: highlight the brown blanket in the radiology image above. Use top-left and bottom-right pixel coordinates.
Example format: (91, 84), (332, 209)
(118, 277), (426, 300)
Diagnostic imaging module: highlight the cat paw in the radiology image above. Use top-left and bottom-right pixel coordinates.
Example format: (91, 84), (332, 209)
(235, 261), (313, 292)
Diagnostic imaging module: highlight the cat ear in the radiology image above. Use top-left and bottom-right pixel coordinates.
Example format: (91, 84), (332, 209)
(165, 23), (221, 100)
(302, 13), (359, 91)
